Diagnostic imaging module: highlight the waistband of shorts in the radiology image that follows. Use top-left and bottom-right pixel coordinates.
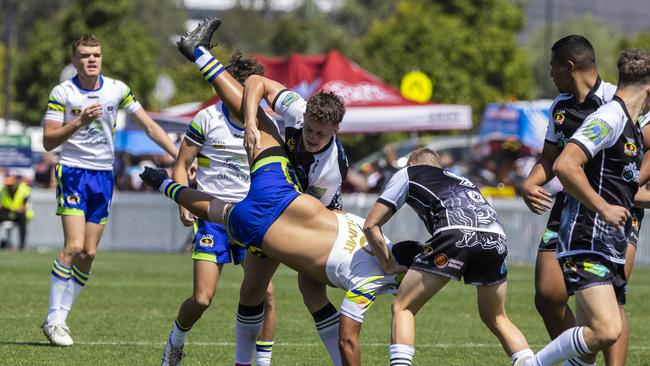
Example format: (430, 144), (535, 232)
(251, 146), (290, 173)
(433, 225), (505, 236)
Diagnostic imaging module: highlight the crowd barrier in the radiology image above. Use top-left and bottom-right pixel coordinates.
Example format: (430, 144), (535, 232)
(18, 189), (650, 266)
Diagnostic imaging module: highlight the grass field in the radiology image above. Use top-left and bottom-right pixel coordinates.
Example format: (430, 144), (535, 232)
(1, 251), (649, 365)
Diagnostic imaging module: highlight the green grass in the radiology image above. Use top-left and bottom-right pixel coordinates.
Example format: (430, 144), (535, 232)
(1, 251), (649, 365)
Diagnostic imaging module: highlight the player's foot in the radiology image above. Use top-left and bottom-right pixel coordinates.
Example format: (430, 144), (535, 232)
(177, 17), (221, 62)
(161, 336), (185, 366)
(512, 354), (533, 366)
(139, 167), (168, 191)
(42, 321), (74, 346)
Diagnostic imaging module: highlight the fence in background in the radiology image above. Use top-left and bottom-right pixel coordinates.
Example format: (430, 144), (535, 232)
(17, 189), (650, 266)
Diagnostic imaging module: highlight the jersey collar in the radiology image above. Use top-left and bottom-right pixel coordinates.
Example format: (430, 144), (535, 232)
(72, 75), (104, 92)
(612, 95), (634, 125)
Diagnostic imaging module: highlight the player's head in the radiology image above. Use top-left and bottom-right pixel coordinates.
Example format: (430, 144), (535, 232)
(225, 50), (265, 85)
(616, 49), (650, 101)
(302, 91), (346, 153)
(391, 240), (424, 268)
(71, 34), (102, 79)
(407, 147), (441, 167)
(550, 35), (596, 93)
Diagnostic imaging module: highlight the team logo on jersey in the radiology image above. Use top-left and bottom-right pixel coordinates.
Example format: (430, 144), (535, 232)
(553, 110), (566, 125)
(622, 162), (639, 183)
(286, 137), (296, 152)
(466, 190), (486, 204)
(199, 235), (214, 247)
(281, 92), (301, 109)
(632, 216), (640, 230)
(434, 254), (448, 268)
(581, 118), (611, 145)
(105, 104), (115, 112)
(624, 139), (638, 156)
(71, 107), (82, 116)
(66, 194), (80, 205)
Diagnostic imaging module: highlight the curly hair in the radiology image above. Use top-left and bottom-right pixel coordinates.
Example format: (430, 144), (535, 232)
(72, 34), (101, 55)
(617, 48), (650, 86)
(225, 49), (265, 85)
(305, 91), (346, 126)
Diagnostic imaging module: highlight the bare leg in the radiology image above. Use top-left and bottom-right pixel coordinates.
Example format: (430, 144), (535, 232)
(603, 243), (635, 366)
(339, 316), (362, 366)
(535, 251), (575, 339)
(476, 282), (530, 356)
(176, 260), (223, 329)
(391, 270), (450, 345)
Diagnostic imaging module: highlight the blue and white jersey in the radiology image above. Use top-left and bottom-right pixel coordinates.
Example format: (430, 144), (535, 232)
(184, 103), (249, 203)
(272, 89), (348, 209)
(44, 75), (141, 171)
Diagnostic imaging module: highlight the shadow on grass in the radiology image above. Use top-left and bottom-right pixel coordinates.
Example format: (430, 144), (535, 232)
(0, 341), (53, 347)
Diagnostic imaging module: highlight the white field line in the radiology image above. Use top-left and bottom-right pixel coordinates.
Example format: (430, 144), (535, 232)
(6, 340), (650, 350)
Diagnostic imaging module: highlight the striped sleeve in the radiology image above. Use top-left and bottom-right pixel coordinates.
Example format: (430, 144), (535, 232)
(44, 86), (66, 123)
(117, 81), (142, 113)
(184, 108), (209, 146)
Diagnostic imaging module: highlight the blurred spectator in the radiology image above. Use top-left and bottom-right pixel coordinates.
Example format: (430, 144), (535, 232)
(377, 148), (399, 191)
(33, 152), (57, 189)
(0, 175), (34, 250)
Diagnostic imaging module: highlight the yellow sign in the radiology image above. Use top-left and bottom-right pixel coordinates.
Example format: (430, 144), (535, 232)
(400, 71), (433, 103)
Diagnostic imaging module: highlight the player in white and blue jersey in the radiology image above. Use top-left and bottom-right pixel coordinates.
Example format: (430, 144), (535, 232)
(175, 18), (349, 365)
(41, 34), (178, 347)
(160, 52), (277, 366)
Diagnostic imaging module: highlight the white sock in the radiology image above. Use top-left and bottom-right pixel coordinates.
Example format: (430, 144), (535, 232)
(255, 340), (274, 366)
(47, 260), (72, 324)
(194, 46), (214, 69)
(533, 327), (591, 366)
(312, 303), (342, 366)
(169, 320), (190, 347)
(390, 344), (415, 366)
(235, 303), (264, 366)
(511, 348), (534, 364)
(59, 276), (83, 322)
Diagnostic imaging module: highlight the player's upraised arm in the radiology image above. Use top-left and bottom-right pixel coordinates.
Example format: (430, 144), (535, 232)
(242, 75), (285, 153)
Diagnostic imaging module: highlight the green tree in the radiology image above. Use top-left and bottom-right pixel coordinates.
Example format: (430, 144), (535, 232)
(527, 15), (624, 98)
(13, 0), (158, 125)
(619, 29), (650, 54)
(356, 0), (531, 123)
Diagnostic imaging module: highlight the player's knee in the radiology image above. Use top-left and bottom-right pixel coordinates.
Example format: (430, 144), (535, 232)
(592, 323), (622, 349)
(391, 298), (407, 317)
(193, 292), (213, 309)
(239, 284), (266, 306)
(79, 248), (97, 262)
(338, 334), (358, 354)
(62, 243), (83, 258)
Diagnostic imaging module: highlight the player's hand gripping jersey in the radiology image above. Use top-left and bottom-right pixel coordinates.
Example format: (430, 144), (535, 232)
(184, 103), (250, 203)
(272, 90), (348, 209)
(326, 212), (401, 323)
(558, 96), (644, 263)
(45, 75), (141, 170)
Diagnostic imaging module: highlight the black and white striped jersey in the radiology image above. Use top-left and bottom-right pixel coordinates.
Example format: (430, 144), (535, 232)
(558, 96), (644, 263)
(377, 165), (505, 236)
(273, 89), (348, 210)
(545, 77), (616, 150)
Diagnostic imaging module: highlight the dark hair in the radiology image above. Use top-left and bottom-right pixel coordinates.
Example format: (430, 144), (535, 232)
(551, 35), (596, 70)
(225, 50), (265, 85)
(305, 91), (346, 126)
(407, 147), (441, 167)
(72, 34), (101, 55)
(617, 48), (650, 86)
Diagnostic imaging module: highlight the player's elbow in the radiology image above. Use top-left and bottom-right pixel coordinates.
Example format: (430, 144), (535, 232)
(42, 137), (57, 152)
(552, 157), (570, 181)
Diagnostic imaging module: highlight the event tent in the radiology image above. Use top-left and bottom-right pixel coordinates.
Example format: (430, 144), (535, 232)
(142, 50), (472, 134)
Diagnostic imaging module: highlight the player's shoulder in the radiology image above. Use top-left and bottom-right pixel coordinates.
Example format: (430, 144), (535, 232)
(550, 93), (574, 111)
